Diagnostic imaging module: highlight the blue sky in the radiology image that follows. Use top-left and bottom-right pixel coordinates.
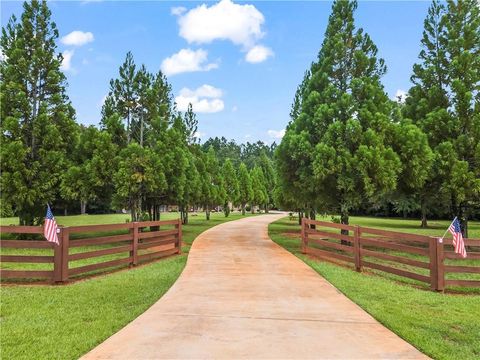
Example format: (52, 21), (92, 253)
(1, 0), (431, 144)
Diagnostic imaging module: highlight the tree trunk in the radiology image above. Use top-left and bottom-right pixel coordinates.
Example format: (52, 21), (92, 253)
(251, 204), (255, 214)
(340, 210), (349, 245)
(224, 202), (230, 217)
(19, 211), (35, 226)
(309, 208), (316, 229)
(184, 209), (189, 225)
(242, 203), (246, 216)
(298, 210), (303, 226)
(458, 204), (468, 238)
(420, 201), (428, 228)
(206, 205), (210, 220)
(80, 200), (87, 215)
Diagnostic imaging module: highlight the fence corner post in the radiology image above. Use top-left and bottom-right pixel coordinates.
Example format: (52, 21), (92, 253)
(60, 227), (70, 282)
(177, 218), (182, 254)
(429, 237), (440, 291)
(53, 227), (63, 283)
(301, 217), (307, 254)
(354, 225), (362, 272)
(436, 237), (445, 292)
(132, 222), (139, 266)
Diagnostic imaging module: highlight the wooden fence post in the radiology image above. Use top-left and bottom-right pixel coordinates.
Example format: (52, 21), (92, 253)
(436, 238), (445, 292)
(61, 227), (70, 282)
(177, 218), (182, 254)
(301, 217), (307, 254)
(132, 222), (139, 266)
(429, 237), (438, 290)
(354, 226), (362, 272)
(53, 227), (63, 283)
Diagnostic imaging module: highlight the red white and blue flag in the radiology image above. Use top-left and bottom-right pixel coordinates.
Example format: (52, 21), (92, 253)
(44, 204), (59, 245)
(448, 217), (466, 258)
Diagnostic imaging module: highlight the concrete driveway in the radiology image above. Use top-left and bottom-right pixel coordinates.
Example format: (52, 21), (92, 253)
(82, 213), (427, 359)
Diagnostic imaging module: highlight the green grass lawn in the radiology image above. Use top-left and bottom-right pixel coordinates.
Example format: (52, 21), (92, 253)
(0, 211), (255, 360)
(269, 216), (480, 360)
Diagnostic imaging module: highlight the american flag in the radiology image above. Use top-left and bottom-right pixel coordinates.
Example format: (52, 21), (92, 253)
(44, 205), (59, 245)
(448, 217), (466, 258)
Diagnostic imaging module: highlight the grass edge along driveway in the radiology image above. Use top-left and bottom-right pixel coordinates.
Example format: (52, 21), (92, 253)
(269, 216), (480, 360)
(0, 212), (256, 360)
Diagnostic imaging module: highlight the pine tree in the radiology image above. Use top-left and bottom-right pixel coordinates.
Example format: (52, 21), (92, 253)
(258, 152), (276, 212)
(250, 166), (267, 214)
(237, 163), (253, 216)
(183, 103), (199, 145)
(0, 0), (77, 225)
(442, 0), (480, 235)
(277, 0), (401, 230)
(222, 159), (239, 217)
(405, 0), (480, 233)
(109, 51), (138, 144)
(403, 0), (450, 227)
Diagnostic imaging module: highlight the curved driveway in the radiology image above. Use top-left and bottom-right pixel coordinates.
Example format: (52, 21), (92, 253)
(83, 213), (427, 359)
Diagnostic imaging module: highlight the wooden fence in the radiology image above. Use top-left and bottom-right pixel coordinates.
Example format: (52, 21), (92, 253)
(301, 219), (480, 291)
(0, 219), (182, 283)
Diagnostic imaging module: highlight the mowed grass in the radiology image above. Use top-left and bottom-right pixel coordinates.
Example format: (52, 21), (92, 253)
(269, 216), (480, 360)
(1, 211), (255, 360)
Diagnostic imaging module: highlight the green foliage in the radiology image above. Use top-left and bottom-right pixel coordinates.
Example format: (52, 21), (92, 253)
(258, 153), (276, 211)
(237, 163), (253, 215)
(404, 0), (480, 230)
(276, 0), (404, 224)
(250, 166), (268, 211)
(202, 136), (276, 169)
(0, 0), (77, 225)
(60, 126), (118, 213)
(222, 159), (239, 217)
(113, 143), (166, 221)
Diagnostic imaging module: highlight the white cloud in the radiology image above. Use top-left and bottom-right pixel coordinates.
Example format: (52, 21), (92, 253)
(60, 49), (74, 71)
(175, 85), (224, 113)
(171, 6), (187, 16)
(177, 0), (265, 49)
(245, 45), (273, 63)
(194, 131), (206, 139)
(161, 48), (218, 76)
(393, 89), (408, 103)
(267, 129), (285, 139)
(61, 31), (94, 47)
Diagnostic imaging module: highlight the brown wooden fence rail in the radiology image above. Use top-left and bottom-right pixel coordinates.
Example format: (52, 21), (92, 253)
(301, 218), (480, 291)
(0, 219), (182, 283)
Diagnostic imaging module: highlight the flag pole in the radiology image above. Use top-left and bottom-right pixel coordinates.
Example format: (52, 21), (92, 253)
(438, 216), (457, 243)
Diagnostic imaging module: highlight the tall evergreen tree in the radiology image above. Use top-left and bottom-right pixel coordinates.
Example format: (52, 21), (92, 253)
(258, 152), (276, 212)
(222, 159), (239, 217)
(237, 162), (253, 216)
(250, 166), (268, 214)
(405, 0), (480, 233)
(277, 0), (401, 230)
(183, 103), (199, 145)
(109, 51), (138, 144)
(203, 146), (225, 220)
(0, 0), (77, 225)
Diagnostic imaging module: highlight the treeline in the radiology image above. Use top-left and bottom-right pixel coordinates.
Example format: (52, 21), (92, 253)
(276, 0), (480, 235)
(0, 0), (276, 225)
